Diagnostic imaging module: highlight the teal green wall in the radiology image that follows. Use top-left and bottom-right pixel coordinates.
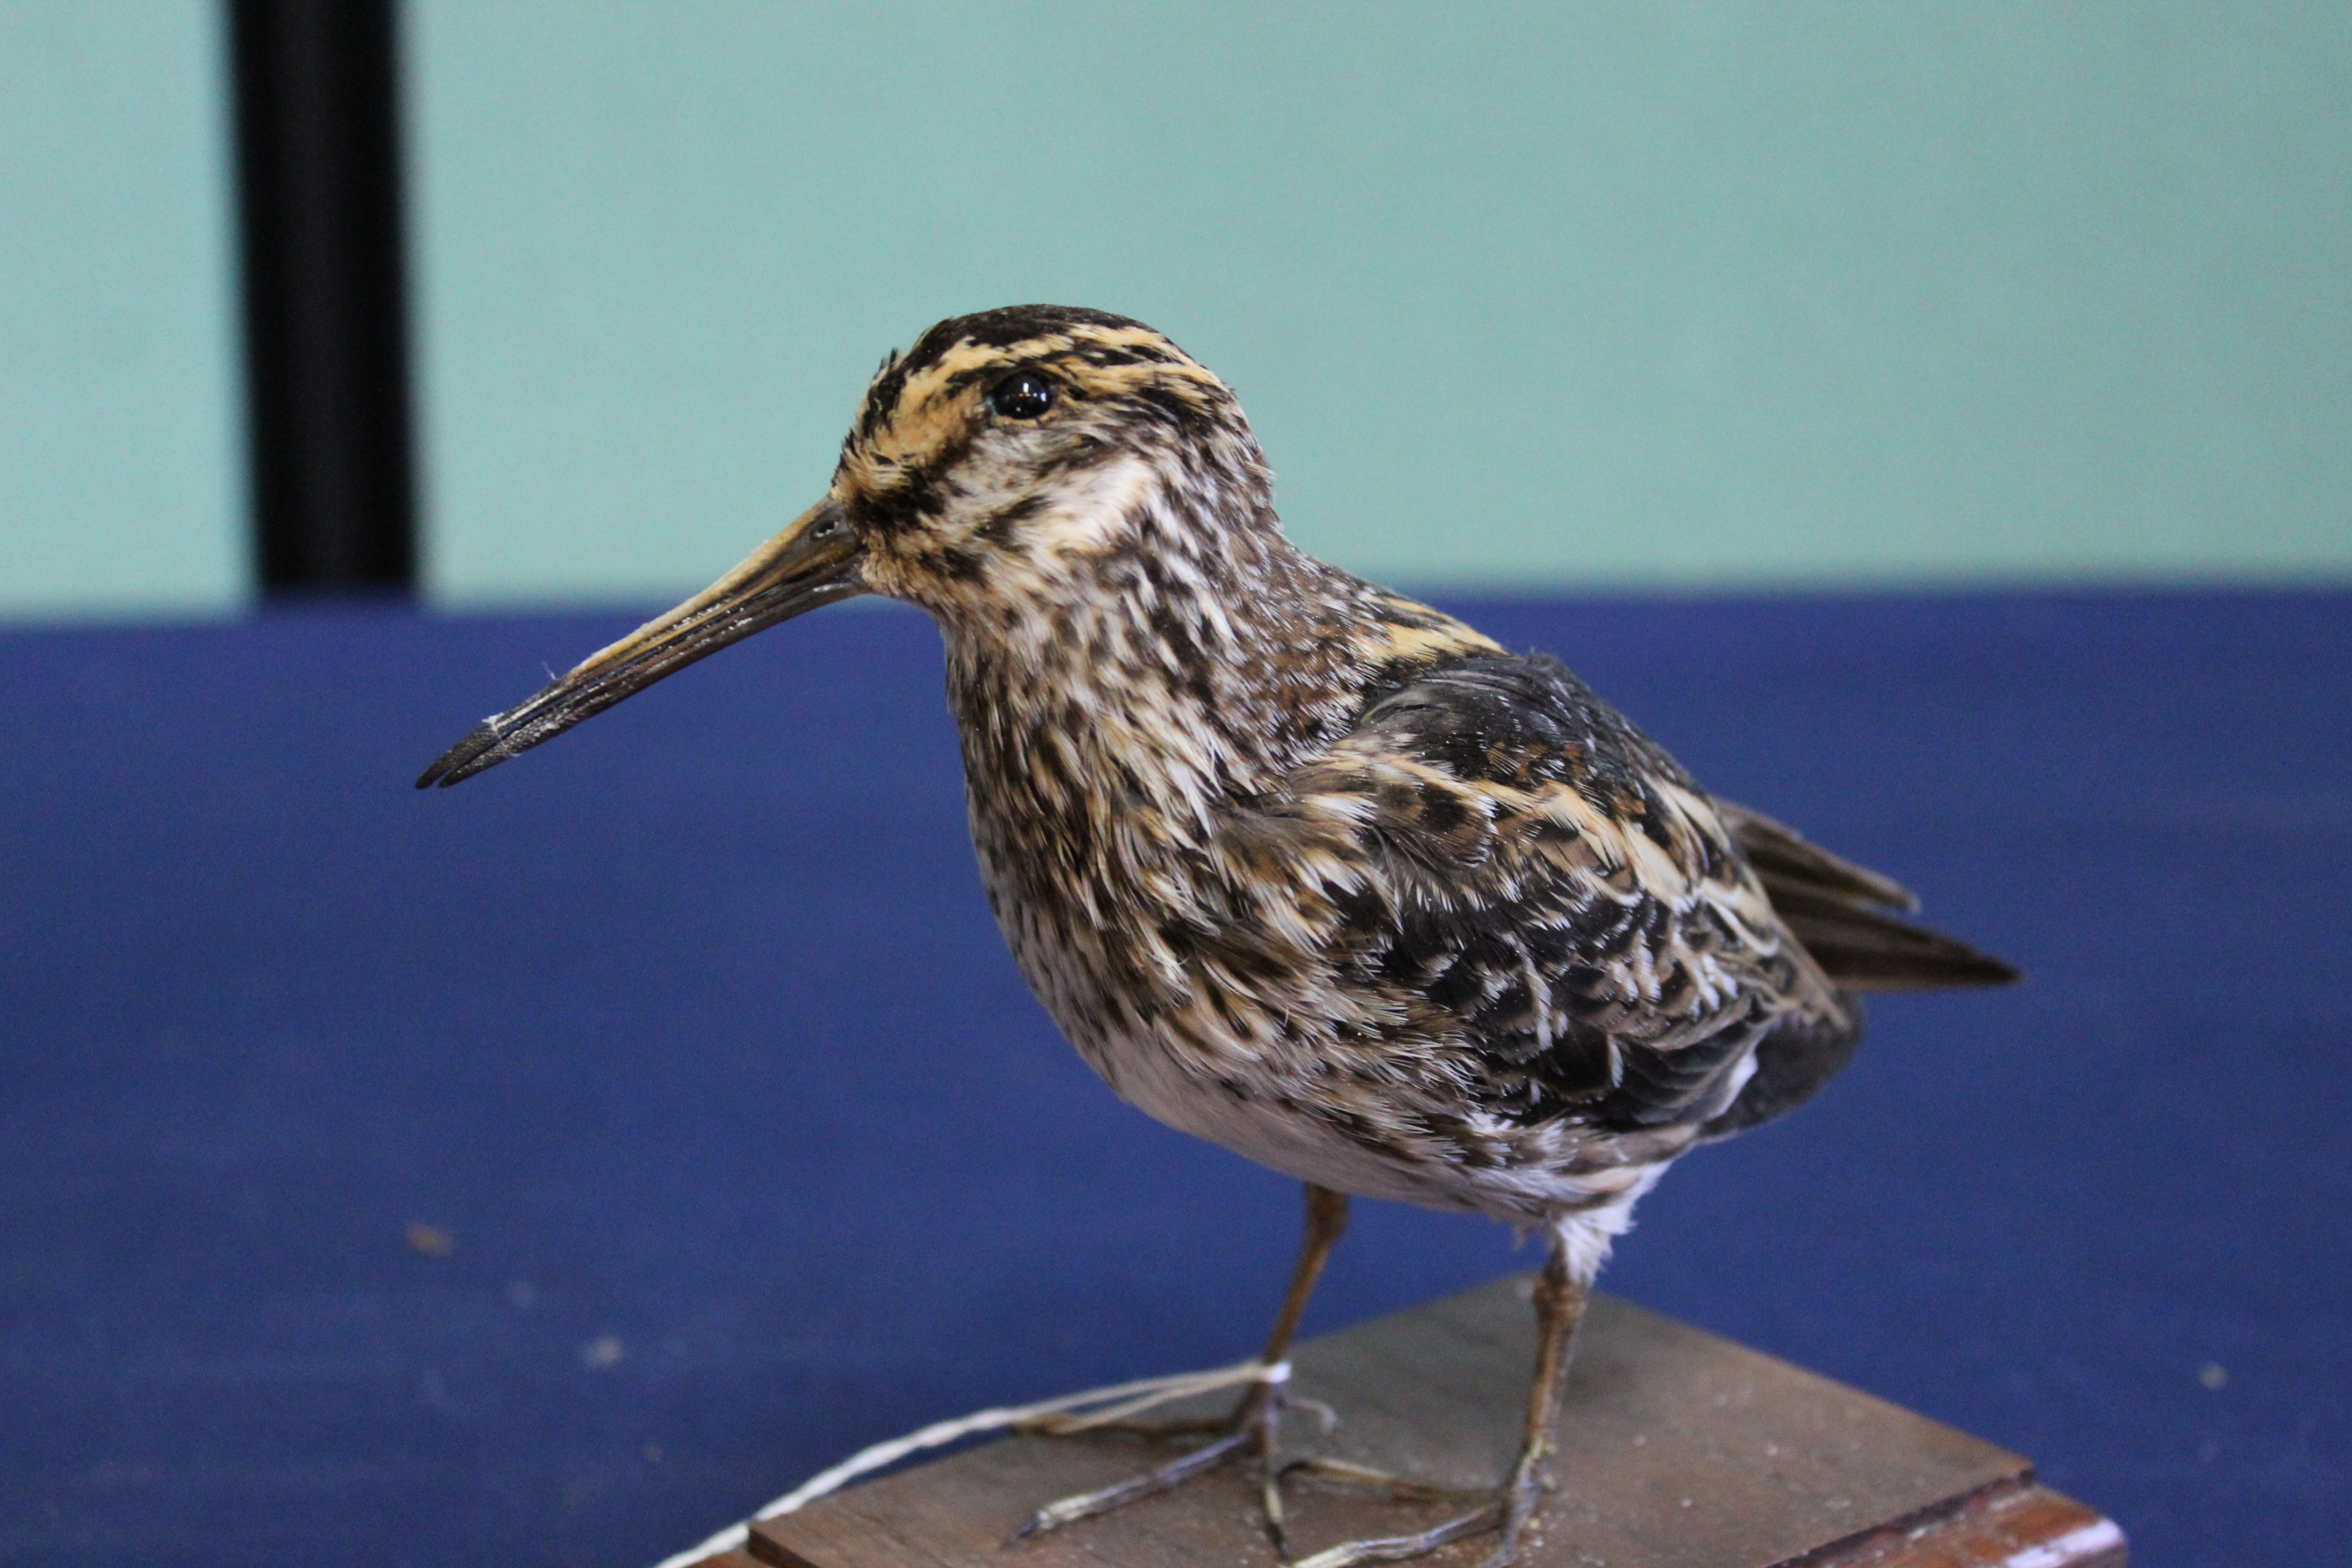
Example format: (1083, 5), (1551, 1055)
(0, 0), (243, 619)
(410, 1), (2351, 604)
(3, 5), (2346, 619)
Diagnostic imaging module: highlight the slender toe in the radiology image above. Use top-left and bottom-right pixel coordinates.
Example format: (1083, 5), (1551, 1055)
(1284, 1502), (1503, 1568)
(1280, 1455), (1490, 1505)
(1009, 1426), (1250, 1542)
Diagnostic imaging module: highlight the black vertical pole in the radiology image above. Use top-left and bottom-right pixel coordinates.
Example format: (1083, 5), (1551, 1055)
(230, 0), (417, 595)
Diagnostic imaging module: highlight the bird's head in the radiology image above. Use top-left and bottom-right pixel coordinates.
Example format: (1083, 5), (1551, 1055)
(838, 305), (1269, 617)
(417, 305), (1274, 789)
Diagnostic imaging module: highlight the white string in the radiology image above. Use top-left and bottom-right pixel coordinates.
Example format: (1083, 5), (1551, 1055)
(648, 1357), (1291, 1568)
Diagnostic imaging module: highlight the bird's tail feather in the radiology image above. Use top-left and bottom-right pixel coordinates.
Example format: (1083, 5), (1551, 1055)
(1716, 800), (2019, 993)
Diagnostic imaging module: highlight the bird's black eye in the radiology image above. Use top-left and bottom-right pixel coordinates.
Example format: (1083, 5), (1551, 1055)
(987, 373), (1056, 420)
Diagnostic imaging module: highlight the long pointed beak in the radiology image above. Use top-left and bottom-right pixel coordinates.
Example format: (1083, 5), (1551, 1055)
(416, 497), (867, 789)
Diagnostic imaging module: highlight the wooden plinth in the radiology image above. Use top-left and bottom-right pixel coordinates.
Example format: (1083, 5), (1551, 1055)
(690, 1276), (2123, 1568)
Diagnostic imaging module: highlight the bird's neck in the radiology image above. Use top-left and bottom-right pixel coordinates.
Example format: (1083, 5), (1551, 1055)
(939, 514), (1387, 850)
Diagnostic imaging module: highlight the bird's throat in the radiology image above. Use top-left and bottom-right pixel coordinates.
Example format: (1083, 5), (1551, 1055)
(940, 535), (1382, 855)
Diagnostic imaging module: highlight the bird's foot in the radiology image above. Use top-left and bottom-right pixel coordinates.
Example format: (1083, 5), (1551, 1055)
(1279, 1502), (1500, 1568)
(1282, 1442), (1549, 1568)
(1279, 1455), (1490, 1507)
(1011, 1385), (1496, 1563)
(1010, 1379), (1296, 1551)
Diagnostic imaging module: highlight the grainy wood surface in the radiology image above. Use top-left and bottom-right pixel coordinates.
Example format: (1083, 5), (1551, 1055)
(707, 1276), (2122, 1568)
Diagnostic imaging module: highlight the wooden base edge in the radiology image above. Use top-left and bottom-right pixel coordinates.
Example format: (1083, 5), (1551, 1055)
(1798, 1479), (2126, 1568)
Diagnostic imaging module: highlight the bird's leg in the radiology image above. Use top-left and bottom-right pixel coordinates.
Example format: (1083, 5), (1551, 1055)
(1481, 1236), (1589, 1568)
(1247, 1181), (1350, 1552)
(1288, 1228), (1591, 1568)
(1013, 1183), (1351, 1553)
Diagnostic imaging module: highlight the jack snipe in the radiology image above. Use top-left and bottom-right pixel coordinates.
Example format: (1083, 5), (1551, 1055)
(421, 306), (2014, 1567)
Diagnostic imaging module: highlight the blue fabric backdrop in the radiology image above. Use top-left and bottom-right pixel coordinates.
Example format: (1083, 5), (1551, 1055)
(2, 590), (2344, 1567)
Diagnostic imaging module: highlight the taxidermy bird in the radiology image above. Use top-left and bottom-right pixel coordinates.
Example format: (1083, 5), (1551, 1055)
(419, 306), (2014, 1568)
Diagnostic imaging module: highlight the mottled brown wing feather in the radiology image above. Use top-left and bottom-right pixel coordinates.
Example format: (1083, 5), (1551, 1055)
(1296, 652), (1854, 1136)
